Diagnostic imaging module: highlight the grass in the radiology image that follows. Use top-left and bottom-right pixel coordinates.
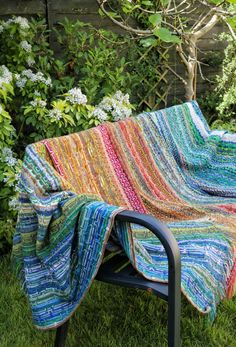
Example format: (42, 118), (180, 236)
(0, 255), (235, 347)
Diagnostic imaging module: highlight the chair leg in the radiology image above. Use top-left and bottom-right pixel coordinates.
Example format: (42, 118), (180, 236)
(167, 291), (181, 347)
(54, 320), (70, 347)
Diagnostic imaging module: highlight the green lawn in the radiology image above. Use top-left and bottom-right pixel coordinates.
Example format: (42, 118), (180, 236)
(0, 255), (235, 347)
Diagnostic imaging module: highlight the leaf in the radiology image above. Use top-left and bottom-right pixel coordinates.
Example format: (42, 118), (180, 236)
(141, 1), (153, 5)
(98, 8), (105, 17)
(25, 116), (33, 125)
(3, 125), (13, 131)
(140, 37), (158, 47)
(207, 0), (228, 3)
(149, 14), (162, 27)
(64, 114), (75, 125)
(153, 27), (181, 43)
(227, 16), (236, 30)
(24, 108), (32, 115)
(106, 11), (120, 19)
(161, 0), (170, 5)
(0, 187), (11, 196)
(207, 0), (217, 3)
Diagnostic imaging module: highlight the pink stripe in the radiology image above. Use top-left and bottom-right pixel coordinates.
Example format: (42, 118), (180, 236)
(119, 121), (168, 201)
(99, 125), (146, 213)
(218, 204), (236, 213)
(42, 140), (66, 178)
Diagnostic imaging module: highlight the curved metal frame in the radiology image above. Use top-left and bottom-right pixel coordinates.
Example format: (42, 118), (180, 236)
(54, 210), (181, 347)
(116, 210), (181, 347)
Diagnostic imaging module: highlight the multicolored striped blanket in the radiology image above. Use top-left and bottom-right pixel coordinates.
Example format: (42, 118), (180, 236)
(13, 101), (236, 329)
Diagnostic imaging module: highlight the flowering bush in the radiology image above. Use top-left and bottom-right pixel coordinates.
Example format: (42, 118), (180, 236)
(0, 16), (135, 252)
(94, 91), (132, 122)
(211, 35), (236, 132)
(22, 87), (133, 140)
(0, 147), (22, 214)
(200, 34), (236, 133)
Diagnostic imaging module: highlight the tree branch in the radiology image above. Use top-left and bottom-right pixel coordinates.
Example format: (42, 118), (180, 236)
(223, 18), (236, 40)
(176, 43), (189, 68)
(167, 65), (187, 85)
(197, 0), (236, 16)
(138, 0), (193, 16)
(193, 14), (221, 40)
(192, 8), (214, 32)
(96, 0), (152, 36)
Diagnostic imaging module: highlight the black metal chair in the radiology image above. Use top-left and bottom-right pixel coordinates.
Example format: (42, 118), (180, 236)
(54, 210), (181, 347)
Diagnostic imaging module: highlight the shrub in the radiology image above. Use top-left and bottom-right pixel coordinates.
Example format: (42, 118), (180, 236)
(212, 35), (236, 132)
(0, 16), (135, 252)
(55, 19), (138, 102)
(200, 34), (236, 132)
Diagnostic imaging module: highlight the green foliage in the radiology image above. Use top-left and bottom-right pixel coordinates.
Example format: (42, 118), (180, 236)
(199, 34), (236, 132)
(201, 50), (224, 68)
(202, 35), (236, 132)
(0, 16), (137, 252)
(209, 0), (236, 3)
(0, 15), (168, 253)
(213, 36), (236, 131)
(103, 0), (236, 46)
(55, 19), (137, 102)
(198, 92), (220, 125)
(0, 64), (22, 233)
(0, 221), (15, 252)
(149, 13), (162, 27)
(153, 27), (181, 43)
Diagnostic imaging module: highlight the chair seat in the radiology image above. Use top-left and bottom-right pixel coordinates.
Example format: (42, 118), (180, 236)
(96, 253), (168, 301)
(54, 209), (181, 347)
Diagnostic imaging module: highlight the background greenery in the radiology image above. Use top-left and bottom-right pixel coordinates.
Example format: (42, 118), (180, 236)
(0, 14), (236, 252)
(0, 13), (236, 347)
(0, 16), (138, 249)
(201, 34), (236, 132)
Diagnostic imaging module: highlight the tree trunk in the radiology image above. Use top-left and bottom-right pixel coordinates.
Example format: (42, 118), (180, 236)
(184, 39), (197, 101)
(185, 64), (195, 101)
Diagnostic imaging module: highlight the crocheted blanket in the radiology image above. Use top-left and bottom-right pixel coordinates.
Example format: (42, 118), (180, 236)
(13, 101), (236, 329)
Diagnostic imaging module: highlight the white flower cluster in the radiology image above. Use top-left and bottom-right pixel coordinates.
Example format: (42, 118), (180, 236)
(14, 172), (21, 192)
(0, 65), (13, 89)
(15, 69), (52, 89)
(2, 16), (29, 31)
(0, 147), (17, 167)
(9, 197), (19, 210)
(66, 87), (87, 105)
(29, 98), (47, 108)
(48, 109), (62, 121)
(92, 107), (108, 122)
(20, 40), (32, 52)
(95, 91), (132, 122)
(0, 104), (3, 114)
(34, 90), (41, 97)
(12, 16), (29, 29)
(15, 76), (26, 89)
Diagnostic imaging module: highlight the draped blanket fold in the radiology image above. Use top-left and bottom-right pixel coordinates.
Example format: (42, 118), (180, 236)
(13, 101), (236, 329)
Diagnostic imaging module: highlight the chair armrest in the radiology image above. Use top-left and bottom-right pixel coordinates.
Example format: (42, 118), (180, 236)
(115, 210), (181, 304)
